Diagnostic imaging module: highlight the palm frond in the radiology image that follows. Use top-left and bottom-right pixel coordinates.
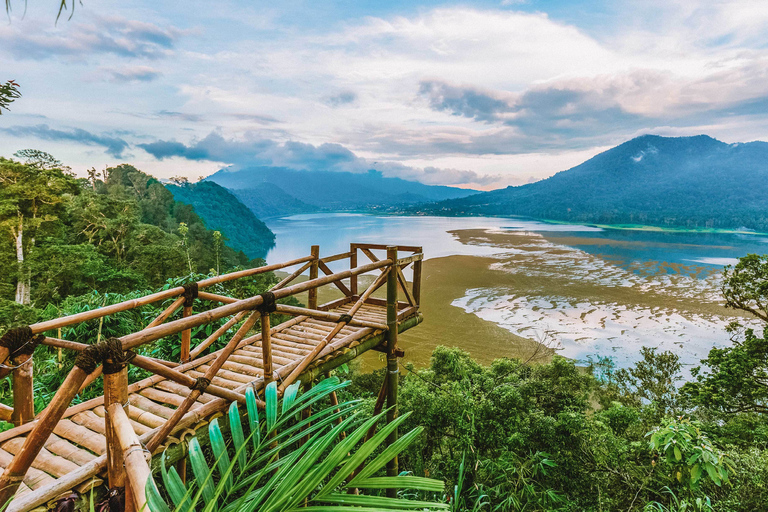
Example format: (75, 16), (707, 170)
(150, 377), (446, 511)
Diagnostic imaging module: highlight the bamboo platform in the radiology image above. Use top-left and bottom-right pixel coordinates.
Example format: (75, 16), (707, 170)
(0, 244), (423, 512)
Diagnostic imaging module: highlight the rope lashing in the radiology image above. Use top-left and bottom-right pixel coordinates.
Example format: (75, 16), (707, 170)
(182, 282), (199, 307)
(256, 292), (277, 314)
(338, 314), (353, 324)
(74, 337), (136, 375)
(190, 377), (210, 392)
(0, 326), (44, 360)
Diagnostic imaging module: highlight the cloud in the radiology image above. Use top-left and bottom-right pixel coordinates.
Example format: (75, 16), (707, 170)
(419, 81), (513, 122)
(324, 91), (357, 107)
(138, 132), (500, 187)
(0, 15), (183, 61)
(103, 66), (162, 83)
(3, 125), (129, 158)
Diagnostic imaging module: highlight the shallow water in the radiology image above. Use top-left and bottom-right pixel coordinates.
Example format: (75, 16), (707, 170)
(264, 214), (768, 370)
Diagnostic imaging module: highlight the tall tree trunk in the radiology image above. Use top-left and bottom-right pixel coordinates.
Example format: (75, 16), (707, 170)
(14, 214), (28, 305)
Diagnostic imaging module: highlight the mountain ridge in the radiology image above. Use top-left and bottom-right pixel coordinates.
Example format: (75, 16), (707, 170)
(206, 166), (479, 217)
(414, 134), (768, 231)
(165, 180), (276, 258)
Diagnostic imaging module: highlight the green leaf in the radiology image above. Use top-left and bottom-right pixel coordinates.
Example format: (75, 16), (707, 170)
(245, 385), (261, 448)
(145, 475), (171, 512)
(189, 437), (216, 504)
(674, 446), (682, 461)
(160, 450), (190, 509)
(704, 463), (722, 486)
(691, 463), (702, 484)
(282, 381), (301, 414)
(229, 402), (247, 471)
(209, 418), (233, 492)
(316, 493), (449, 509)
(266, 381), (278, 431)
(354, 476), (445, 492)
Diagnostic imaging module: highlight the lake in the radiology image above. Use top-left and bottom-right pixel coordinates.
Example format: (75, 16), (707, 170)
(264, 214), (768, 371)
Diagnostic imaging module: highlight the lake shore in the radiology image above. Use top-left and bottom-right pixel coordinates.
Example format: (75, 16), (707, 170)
(274, 217), (762, 372)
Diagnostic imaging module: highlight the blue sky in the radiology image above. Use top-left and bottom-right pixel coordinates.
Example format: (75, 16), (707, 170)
(2, 0), (768, 189)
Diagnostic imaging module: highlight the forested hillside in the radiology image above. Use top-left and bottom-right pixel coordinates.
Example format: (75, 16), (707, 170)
(419, 135), (768, 231)
(166, 180), (275, 258)
(0, 157), (257, 308)
(207, 166), (479, 218)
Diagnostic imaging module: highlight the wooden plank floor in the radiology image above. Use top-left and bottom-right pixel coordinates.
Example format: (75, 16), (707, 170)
(4, 303), (401, 502)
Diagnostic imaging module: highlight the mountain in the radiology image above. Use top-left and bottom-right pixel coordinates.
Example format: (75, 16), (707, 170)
(166, 180), (275, 258)
(230, 183), (319, 219)
(206, 166), (479, 217)
(418, 135), (768, 231)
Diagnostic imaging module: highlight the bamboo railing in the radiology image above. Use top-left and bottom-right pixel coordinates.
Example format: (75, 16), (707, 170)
(0, 243), (424, 511)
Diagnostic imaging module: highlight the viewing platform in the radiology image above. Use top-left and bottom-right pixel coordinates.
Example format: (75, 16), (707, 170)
(0, 243), (423, 512)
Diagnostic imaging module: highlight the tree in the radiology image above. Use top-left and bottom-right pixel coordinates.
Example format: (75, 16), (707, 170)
(0, 157), (78, 304)
(685, 254), (768, 415)
(13, 149), (69, 171)
(722, 254), (768, 323)
(0, 80), (20, 114)
(684, 326), (768, 414)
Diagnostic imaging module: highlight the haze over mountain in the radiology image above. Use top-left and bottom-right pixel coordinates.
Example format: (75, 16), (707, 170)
(417, 135), (768, 232)
(206, 166), (478, 218)
(166, 180), (275, 258)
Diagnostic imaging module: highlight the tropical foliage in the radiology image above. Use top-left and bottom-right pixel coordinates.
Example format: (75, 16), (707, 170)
(148, 378), (446, 512)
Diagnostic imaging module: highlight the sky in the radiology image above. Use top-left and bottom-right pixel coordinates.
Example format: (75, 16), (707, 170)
(2, 0), (768, 190)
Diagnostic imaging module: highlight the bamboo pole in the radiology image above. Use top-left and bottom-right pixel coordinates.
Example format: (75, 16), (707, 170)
(318, 260), (353, 296)
(274, 304), (387, 330)
(0, 367), (91, 505)
(188, 311), (247, 359)
(412, 247), (423, 305)
(145, 297), (185, 330)
(395, 266), (416, 307)
(130, 355), (246, 405)
(107, 403), (151, 512)
(197, 291), (237, 304)
(27, 255), (315, 335)
(278, 268), (390, 393)
(103, 367), (128, 491)
(350, 244), (358, 296)
(261, 313), (273, 385)
(385, 246), (399, 497)
(120, 258), (390, 351)
(0, 403), (13, 423)
(271, 260), (313, 292)
(11, 354), (34, 426)
(145, 310), (260, 453)
(308, 245), (319, 310)
(181, 301), (193, 363)
(196, 255), (315, 288)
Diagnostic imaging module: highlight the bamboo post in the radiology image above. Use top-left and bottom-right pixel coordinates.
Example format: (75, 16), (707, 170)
(350, 244), (358, 296)
(11, 354), (34, 426)
(104, 366), (129, 491)
(412, 247), (423, 306)
(0, 367), (91, 505)
(308, 245), (319, 310)
(180, 289), (195, 362)
(107, 403), (151, 512)
(262, 313), (273, 385)
(385, 246), (399, 497)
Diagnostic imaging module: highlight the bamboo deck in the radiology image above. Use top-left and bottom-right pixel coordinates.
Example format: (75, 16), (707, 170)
(2, 303), (420, 506)
(0, 243), (424, 511)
